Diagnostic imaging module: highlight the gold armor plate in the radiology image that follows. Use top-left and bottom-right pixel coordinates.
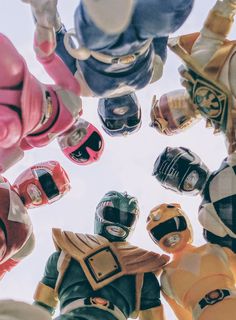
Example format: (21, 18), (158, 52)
(85, 247), (121, 282)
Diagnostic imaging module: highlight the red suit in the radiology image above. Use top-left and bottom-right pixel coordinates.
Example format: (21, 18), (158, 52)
(0, 30), (100, 172)
(0, 161), (70, 279)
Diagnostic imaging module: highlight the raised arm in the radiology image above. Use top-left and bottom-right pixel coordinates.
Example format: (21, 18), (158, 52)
(22, 0), (80, 94)
(191, 0), (236, 66)
(162, 291), (192, 320)
(137, 273), (166, 320)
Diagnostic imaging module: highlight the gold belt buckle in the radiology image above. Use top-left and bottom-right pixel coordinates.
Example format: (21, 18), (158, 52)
(118, 54), (136, 64)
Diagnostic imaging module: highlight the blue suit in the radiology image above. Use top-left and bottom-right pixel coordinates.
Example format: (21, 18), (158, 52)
(55, 0), (194, 97)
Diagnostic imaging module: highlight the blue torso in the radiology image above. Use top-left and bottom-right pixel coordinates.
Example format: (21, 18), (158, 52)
(56, 0), (194, 96)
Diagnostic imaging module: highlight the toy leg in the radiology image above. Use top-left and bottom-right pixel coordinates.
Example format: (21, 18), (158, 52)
(199, 298), (236, 320)
(81, 0), (134, 35)
(132, 0), (194, 38)
(74, 3), (119, 50)
(11, 233), (35, 260)
(0, 146), (24, 173)
(0, 33), (24, 87)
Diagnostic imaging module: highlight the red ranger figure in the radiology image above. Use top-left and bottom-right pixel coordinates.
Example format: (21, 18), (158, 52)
(0, 30), (104, 172)
(0, 160), (70, 279)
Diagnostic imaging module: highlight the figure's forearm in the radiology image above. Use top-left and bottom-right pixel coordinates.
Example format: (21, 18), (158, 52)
(34, 25), (80, 95)
(139, 306), (166, 320)
(33, 282), (58, 315)
(203, 0), (236, 39)
(191, 0), (236, 66)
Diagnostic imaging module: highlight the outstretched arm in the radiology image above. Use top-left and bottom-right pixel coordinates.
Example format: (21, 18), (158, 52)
(33, 252), (59, 315)
(139, 305), (166, 320)
(191, 0), (236, 66)
(21, 0), (80, 94)
(162, 291), (192, 320)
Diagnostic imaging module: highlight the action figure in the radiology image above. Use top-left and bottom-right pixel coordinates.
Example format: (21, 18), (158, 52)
(24, 0), (194, 136)
(0, 160), (70, 279)
(150, 0), (236, 153)
(153, 146), (236, 253)
(33, 191), (169, 320)
(0, 31), (104, 172)
(0, 299), (51, 320)
(146, 203), (236, 320)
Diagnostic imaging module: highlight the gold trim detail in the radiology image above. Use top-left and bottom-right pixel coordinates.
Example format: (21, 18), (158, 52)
(33, 282), (58, 308)
(205, 10), (234, 37)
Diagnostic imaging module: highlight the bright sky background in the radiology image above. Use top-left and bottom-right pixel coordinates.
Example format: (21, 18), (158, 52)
(0, 1), (234, 319)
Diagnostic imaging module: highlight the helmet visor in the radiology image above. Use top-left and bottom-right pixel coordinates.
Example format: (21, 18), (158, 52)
(70, 132), (103, 163)
(150, 216), (187, 241)
(98, 206), (137, 227)
(154, 149), (196, 191)
(104, 112), (140, 131)
(35, 169), (60, 200)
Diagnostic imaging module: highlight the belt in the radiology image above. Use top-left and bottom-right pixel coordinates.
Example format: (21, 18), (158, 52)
(90, 39), (152, 65)
(63, 29), (152, 65)
(193, 289), (236, 319)
(61, 297), (127, 320)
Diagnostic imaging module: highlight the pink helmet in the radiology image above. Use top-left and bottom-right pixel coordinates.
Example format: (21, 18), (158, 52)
(58, 118), (104, 165)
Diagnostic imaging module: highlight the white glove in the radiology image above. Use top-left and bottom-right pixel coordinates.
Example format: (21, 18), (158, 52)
(21, 0), (60, 30)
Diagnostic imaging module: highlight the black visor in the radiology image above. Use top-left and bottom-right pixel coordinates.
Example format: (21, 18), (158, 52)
(150, 216), (187, 242)
(70, 132), (102, 162)
(36, 169), (60, 200)
(105, 113), (140, 131)
(98, 206), (137, 227)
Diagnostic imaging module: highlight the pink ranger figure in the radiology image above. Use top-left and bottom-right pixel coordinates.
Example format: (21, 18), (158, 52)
(0, 160), (70, 279)
(0, 27), (104, 172)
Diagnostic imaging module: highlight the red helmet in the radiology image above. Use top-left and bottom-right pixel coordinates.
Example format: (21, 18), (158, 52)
(13, 161), (70, 209)
(58, 118), (104, 165)
(0, 184), (32, 263)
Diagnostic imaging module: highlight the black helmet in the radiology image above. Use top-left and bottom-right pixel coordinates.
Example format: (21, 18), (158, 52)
(97, 93), (141, 137)
(153, 146), (210, 195)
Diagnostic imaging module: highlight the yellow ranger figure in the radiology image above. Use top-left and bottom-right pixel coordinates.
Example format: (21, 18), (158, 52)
(146, 203), (236, 320)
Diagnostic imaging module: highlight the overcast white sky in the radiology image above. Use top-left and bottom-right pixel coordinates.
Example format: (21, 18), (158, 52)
(0, 1), (234, 319)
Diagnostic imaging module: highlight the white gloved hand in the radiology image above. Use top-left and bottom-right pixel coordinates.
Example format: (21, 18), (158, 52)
(21, 0), (60, 29)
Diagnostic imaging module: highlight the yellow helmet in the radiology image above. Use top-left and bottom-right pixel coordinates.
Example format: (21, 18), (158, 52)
(146, 203), (193, 253)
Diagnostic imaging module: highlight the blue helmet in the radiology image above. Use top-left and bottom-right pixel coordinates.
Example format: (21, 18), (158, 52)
(97, 93), (142, 137)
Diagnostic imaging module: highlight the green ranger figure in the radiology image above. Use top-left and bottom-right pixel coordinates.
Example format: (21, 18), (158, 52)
(33, 191), (169, 320)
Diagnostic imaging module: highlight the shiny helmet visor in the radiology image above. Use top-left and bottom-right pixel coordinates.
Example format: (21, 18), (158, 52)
(70, 131), (103, 163)
(35, 169), (60, 200)
(153, 147), (209, 195)
(96, 206), (137, 228)
(150, 216), (187, 242)
(98, 93), (141, 136)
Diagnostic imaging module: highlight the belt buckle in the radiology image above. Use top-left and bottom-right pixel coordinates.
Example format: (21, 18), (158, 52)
(90, 297), (109, 307)
(204, 289), (224, 305)
(112, 54), (137, 65)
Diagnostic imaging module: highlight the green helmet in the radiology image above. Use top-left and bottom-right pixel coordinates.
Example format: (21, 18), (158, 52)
(94, 191), (140, 241)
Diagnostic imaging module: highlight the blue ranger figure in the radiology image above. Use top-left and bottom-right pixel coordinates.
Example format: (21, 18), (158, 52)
(26, 0), (194, 136)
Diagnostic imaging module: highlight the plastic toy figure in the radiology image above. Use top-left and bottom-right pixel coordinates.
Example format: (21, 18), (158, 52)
(153, 146), (236, 253)
(146, 203), (236, 320)
(150, 0), (236, 153)
(24, 0), (194, 136)
(0, 299), (51, 320)
(33, 191), (169, 320)
(0, 160), (70, 280)
(0, 30), (104, 172)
